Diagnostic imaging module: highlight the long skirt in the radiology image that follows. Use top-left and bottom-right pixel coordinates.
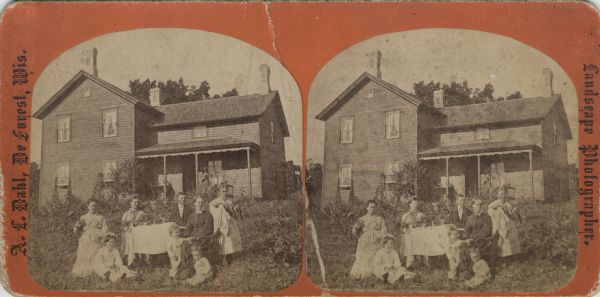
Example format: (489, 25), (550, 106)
(72, 230), (104, 277)
(349, 231), (382, 279)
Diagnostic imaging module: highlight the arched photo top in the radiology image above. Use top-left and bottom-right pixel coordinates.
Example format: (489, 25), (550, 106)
(33, 28), (302, 166)
(308, 28), (577, 165)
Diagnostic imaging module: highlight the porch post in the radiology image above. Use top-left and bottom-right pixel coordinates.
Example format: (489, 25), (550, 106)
(247, 147), (253, 199)
(529, 150), (534, 200)
(477, 155), (481, 197)
(163, 155), (167, 201)
(445, 157), (449, 195)
(195, 153), (199, 193)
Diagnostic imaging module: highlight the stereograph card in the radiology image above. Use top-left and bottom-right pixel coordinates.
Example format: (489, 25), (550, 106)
(0, 1), (599, 297)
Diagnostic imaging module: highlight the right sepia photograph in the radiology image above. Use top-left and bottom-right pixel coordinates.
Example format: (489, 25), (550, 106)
(305, 29), (578, 292)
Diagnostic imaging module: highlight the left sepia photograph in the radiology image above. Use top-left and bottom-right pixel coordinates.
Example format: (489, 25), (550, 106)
(28, 28), (303, 292)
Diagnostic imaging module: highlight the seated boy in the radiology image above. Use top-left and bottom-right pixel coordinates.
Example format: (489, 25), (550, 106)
(186, 244), (213, 286)
(464, 247), (491, 288)
(371, 235), (415, 284)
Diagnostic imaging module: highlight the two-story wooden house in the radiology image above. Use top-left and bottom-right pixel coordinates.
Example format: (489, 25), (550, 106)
(316, 69), (571, 206)
(33, 69), (290, 204)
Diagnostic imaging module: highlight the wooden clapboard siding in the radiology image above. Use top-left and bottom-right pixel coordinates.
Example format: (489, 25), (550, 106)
(440, 124), (542, 147)
(134, 107), (159, 150)
(321, 80), (418, 206)
(156, 121), (260, 144)
(258, 99), (287, 200)
(39, 78), (135, 204)
(223, 168), (262, 198)
(540, 101), (570, 201)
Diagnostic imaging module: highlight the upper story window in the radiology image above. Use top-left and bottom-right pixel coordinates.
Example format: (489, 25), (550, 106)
(102, 160), (117, 182)
(81, 87), (91, 98)
(553, 123), (557, 145)
(366, 89), (375, 99)
(340, 117), (353, 144)
(56, 163), (70, 187)
(102, 108), (117, 138)
(57, 114), (71, 142)
(270, 121), (275, 143)
(192, 125), (208, 138)
(384, 161), (400, 183)
(385, 111), (400, 139)
(475, 127), (490, 140)
(339, 164), (352, 188)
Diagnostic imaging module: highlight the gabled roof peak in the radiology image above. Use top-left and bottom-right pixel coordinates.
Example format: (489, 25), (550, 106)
(315, 72), (422, 121)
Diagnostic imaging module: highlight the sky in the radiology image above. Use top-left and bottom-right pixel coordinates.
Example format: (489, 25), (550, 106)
(31, 28), (302, 165)
(307, 29), (578, 165)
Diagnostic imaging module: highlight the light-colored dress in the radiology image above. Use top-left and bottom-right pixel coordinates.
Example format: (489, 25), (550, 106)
(210, 197), (243, 255)
(465, 259), (491, 288)
(349, 214), (387, 279)
(167, 237), (184, 277)
(91, 246), (137, 282)
(121, 209), (147, 256)
(186, 257), (212, 285)
(446, 237), (465, 280)
(371, 247), (415, 283)
(488, 199), (521, 257)
(72, 213), (107, 277)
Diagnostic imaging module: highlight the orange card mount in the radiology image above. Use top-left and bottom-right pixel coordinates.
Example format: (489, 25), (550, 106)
(0, 2), (599, 296)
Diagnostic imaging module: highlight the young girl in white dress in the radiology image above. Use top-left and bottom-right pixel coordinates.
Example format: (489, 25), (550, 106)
(91, 233), (137, 282)
(370, 235), (415, 283)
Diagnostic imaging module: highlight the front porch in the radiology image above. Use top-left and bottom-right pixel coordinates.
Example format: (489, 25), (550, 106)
(419, 141), (544, 201)
(136, 139), (262, 200)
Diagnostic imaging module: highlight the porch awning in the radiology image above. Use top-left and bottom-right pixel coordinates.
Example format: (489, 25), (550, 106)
(418, 140), (541, 160)
(136, 138), (259, 158)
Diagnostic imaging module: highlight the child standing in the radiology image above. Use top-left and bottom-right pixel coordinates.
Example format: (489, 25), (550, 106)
(91, 233), (137, 282)
(167, 225), (193, 279)
(446, 227), (466, 280)
(186, 245), (212, 286)
(464, 247), (491, 288)
(371, 235), (415, 284)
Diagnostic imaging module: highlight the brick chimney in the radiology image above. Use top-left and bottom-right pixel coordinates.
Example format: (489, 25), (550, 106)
(259, 64), (272, 94)
(367, 50), (382, 79)
(543, 68), (554, 97)
(433, 89), (444, 108)
(149, 87), (161, 107)
(81, 47), (98, 77)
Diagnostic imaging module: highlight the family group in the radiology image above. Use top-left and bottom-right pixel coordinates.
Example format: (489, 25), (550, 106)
(350, 188), (522, 288)
(70, 183), (243, 285)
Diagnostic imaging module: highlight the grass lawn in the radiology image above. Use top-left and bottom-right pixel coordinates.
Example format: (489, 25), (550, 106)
(306, 198), (577, 292)
(29, 199), (301, 292)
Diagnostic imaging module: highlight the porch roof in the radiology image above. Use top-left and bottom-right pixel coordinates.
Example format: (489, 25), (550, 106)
(136, 138), (259, 158)
(418, 140), (541, 159)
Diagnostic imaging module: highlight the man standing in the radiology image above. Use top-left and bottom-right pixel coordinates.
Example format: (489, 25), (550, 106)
(464, 199), (496, 277)
(170, 192), (193, 227)
(449, 195), (472, 229)
(185, 195), (216, 261)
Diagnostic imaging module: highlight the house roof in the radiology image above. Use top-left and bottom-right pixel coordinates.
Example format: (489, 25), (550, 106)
(436, 95), (563, 130)
(315, 72), (422, 121)
(32, 70), (161, 119)
(136, 138), (259, 157)
(418, 140), (542, 158)
(150, 91), (290, 137)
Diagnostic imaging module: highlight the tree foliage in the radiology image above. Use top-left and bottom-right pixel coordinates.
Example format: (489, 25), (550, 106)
(129, 78), (240, 105)
(413, 80), (523, 107)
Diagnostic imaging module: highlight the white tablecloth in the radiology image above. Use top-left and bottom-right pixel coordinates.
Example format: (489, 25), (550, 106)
(399, 224), (452, 257)
(126, 222), (176, 265)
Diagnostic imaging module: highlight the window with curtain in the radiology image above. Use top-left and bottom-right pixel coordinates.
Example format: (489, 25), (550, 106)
(340, 117), (353, 143)
(385, 111), (400, 139)
(103, 109), (118, 137)
(57, 114), (71, 142)
(339, 164), (352, 188)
